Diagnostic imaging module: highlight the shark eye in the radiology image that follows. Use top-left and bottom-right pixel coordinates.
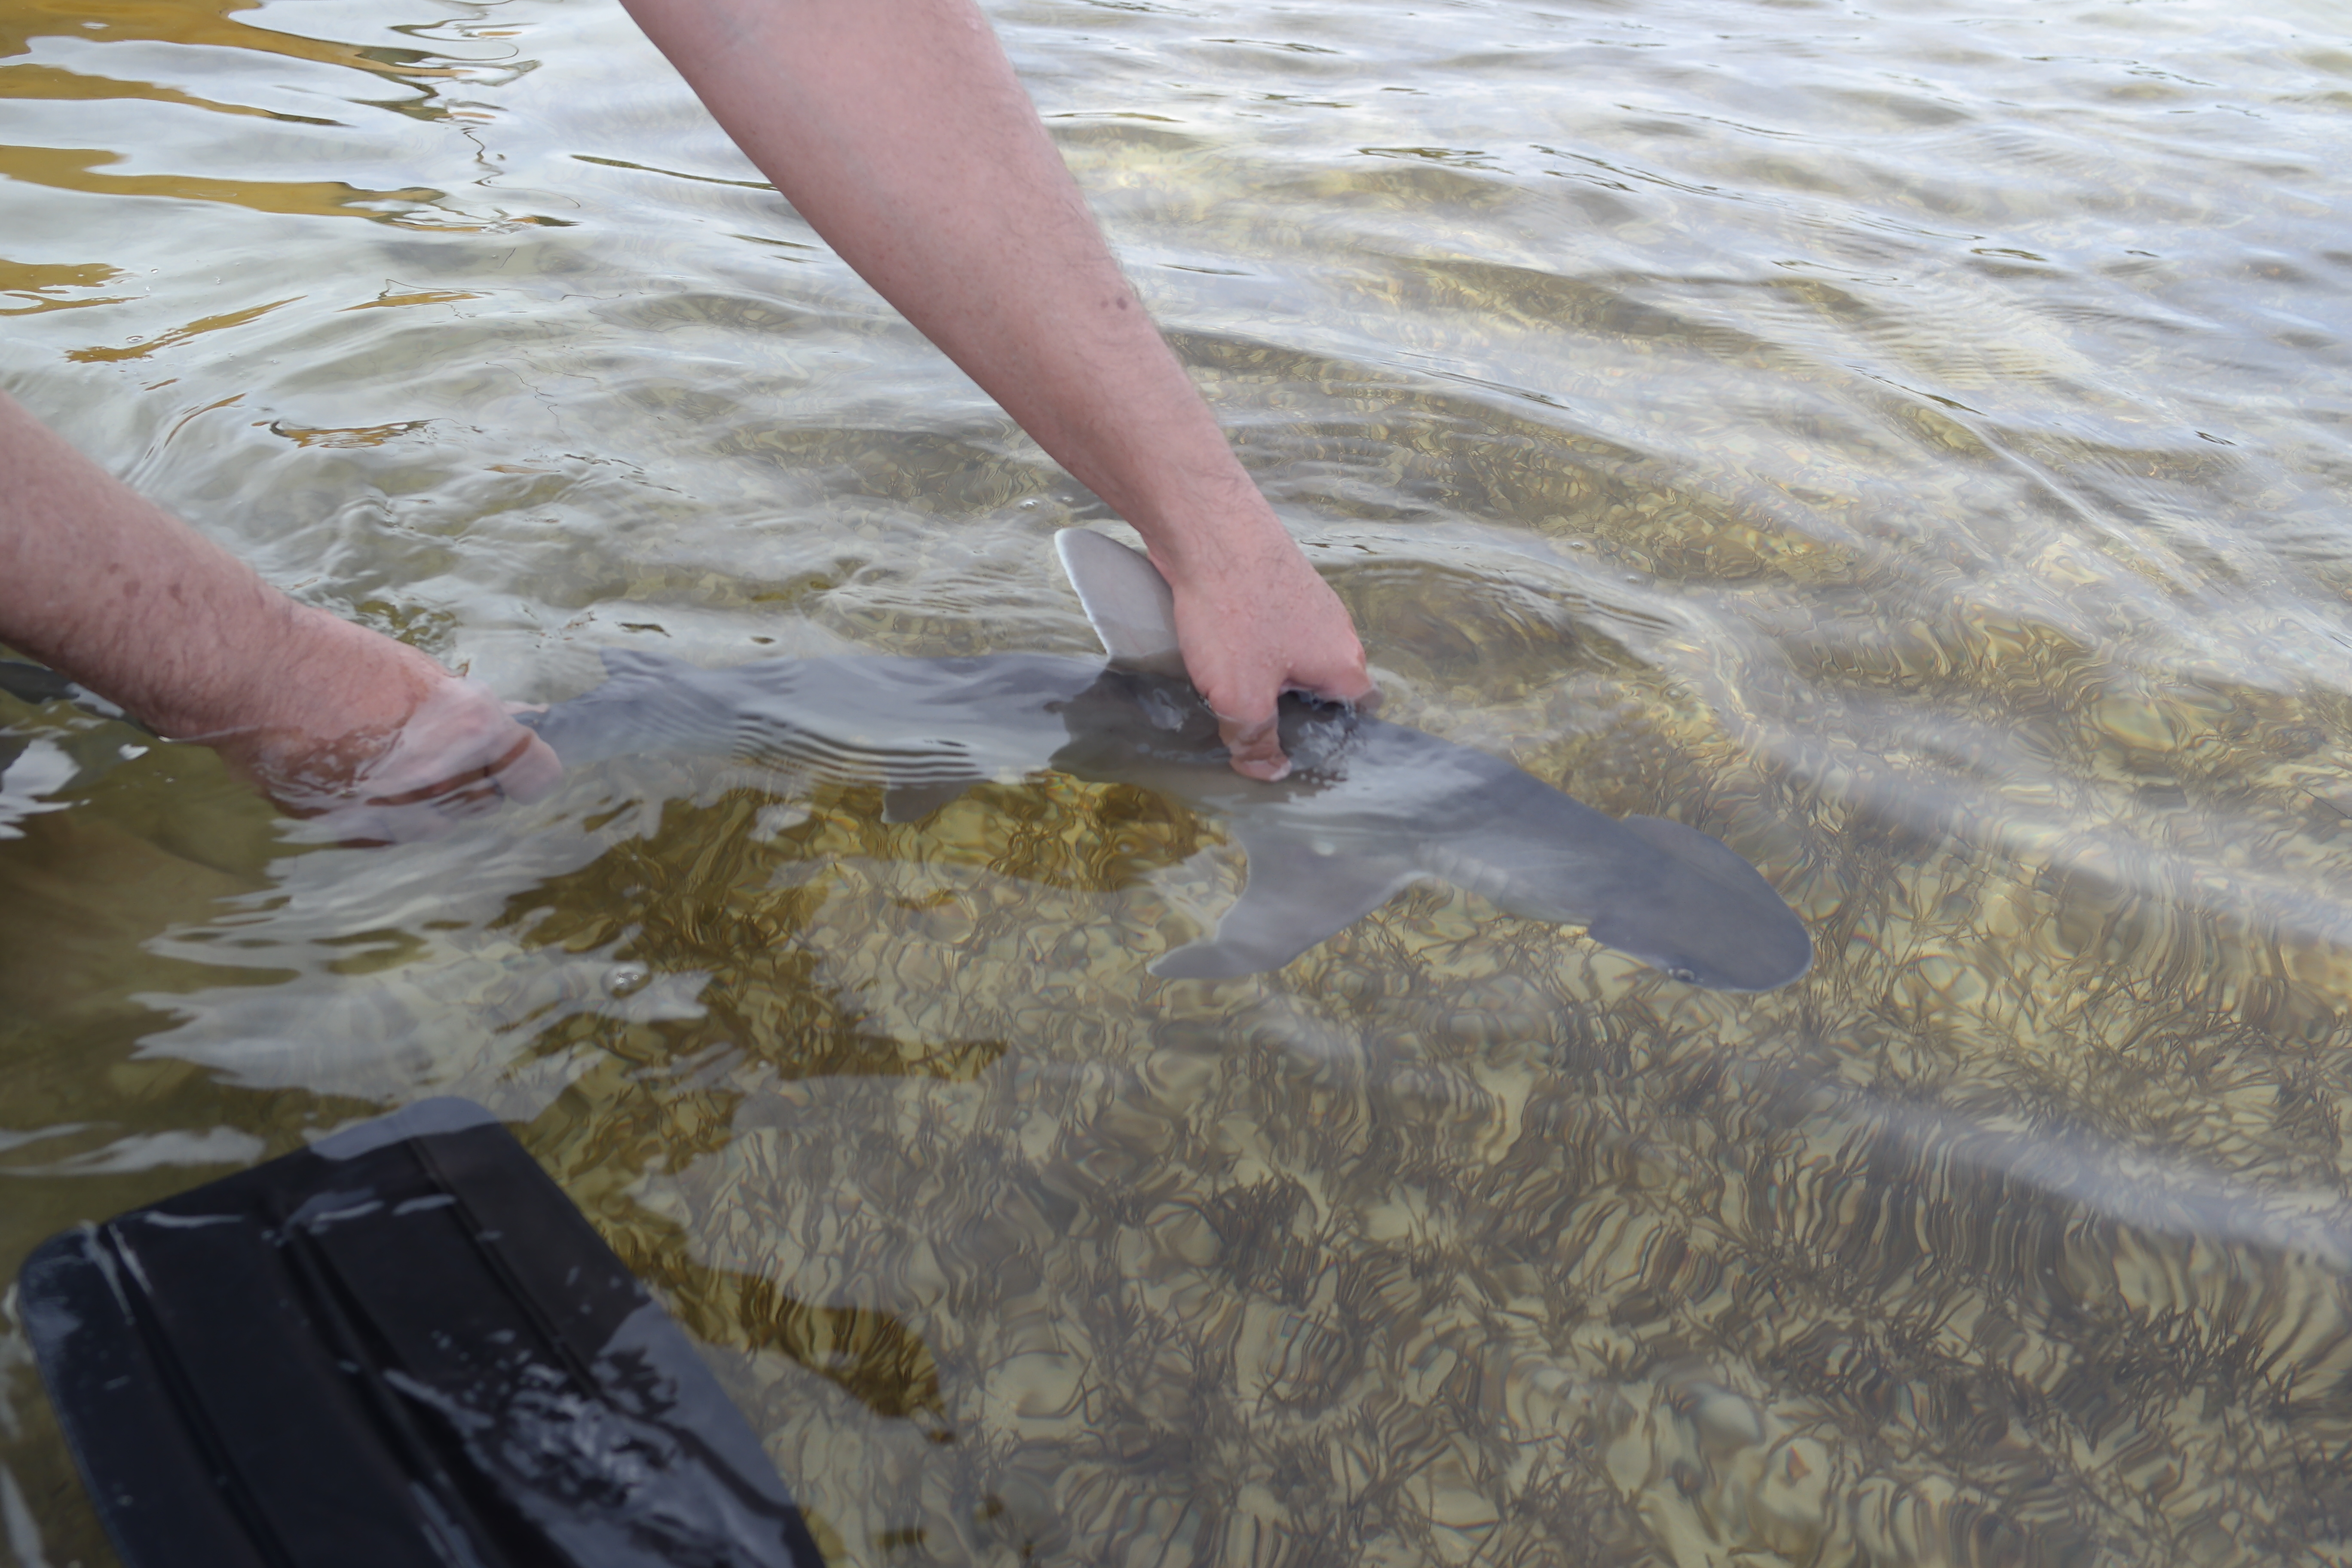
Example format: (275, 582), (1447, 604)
(1669, 967), (1698, 984)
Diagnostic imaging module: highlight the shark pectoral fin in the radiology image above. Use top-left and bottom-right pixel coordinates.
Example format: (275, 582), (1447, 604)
(1150, 833), (1421, 980)
(881, 779), (973, 824)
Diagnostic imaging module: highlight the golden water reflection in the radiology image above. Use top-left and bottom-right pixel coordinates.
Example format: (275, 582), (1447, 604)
(6, 0), (2352, 1563)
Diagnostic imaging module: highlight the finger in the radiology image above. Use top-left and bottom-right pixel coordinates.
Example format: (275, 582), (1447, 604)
(1293, 671), (1381, 715)
(287, 798), (453, 848)
(492, 732), (564, 803)
(1216, 706), (1290, 783)
(362, 730), (533, 808)
(1274, 627), (1377, 713)
(362, 730), (556, 811)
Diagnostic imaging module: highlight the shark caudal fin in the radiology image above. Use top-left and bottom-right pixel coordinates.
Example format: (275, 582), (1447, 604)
(1055, 530), (1188, 678)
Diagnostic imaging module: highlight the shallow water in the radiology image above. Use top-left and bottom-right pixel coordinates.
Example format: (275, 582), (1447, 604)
(6, 0), (2352, 1562)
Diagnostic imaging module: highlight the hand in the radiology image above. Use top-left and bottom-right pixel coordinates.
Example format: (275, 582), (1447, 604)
(1154, 523), (1376, 782)
(223, 681), (560, 847)
(197, 614), (561, 845)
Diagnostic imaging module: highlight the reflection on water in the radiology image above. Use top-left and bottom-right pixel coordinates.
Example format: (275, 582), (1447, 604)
(6, 0), (2352, 1562)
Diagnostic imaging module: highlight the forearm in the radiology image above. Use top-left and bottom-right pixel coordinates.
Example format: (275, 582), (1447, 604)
(0, 391), (393, 738)
(617, 0), (1279, 571)
(622, 0), (1374, 776)
(0, 392), (556, 832)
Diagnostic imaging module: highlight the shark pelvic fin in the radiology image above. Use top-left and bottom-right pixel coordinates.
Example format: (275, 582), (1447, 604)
(1151, 829), (1422, 980)
(1055, 530), (1188, 678)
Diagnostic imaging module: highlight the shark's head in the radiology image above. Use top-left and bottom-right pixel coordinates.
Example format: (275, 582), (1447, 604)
(1586, 815), (1813, 991)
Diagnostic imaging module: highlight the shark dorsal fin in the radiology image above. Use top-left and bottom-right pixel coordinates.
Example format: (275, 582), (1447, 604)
(1055, 529), (1188, 679)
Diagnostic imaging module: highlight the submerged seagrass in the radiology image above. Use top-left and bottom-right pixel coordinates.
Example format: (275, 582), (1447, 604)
(520, 530), (1810, 990)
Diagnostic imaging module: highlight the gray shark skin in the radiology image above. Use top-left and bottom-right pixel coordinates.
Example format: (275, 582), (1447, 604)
(0, 659), (137, 726)
(519, 536), (1811, 991)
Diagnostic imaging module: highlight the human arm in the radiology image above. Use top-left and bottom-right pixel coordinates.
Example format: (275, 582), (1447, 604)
(617, 0), (1374, 779)
(0, 391), (559, 839)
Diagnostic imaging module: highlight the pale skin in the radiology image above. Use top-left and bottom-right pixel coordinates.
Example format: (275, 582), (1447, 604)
(0, 0), (1371, 836)
(0, 392), (563, 841)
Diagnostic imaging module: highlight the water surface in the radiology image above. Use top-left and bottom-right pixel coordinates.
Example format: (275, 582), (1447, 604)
(5, 0), (2352, 1563)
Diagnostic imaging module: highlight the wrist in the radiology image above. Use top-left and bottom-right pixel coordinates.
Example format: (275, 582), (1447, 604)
(175, 604), (441, 766)
(1123, 470), (1298, 588)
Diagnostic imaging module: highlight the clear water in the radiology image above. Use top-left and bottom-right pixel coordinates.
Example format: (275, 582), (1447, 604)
(5, 0), (2352, 1562)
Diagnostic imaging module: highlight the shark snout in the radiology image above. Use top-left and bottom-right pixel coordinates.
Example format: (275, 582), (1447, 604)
(1586, 879), (1813, 992)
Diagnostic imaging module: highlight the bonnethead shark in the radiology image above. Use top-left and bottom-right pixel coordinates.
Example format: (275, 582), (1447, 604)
(518, 531), (1812, 990)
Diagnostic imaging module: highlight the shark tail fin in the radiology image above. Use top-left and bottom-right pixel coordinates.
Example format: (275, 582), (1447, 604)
(1054, 529), (1188, 678)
